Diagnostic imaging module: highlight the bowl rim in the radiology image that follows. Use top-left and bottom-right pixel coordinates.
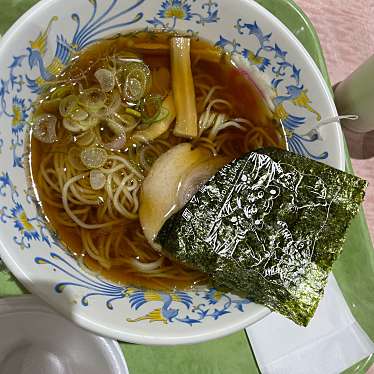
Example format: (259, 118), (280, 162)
(0, 0), (344, 345)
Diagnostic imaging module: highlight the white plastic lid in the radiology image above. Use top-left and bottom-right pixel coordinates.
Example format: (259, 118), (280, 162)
(0, 296), (128, 374)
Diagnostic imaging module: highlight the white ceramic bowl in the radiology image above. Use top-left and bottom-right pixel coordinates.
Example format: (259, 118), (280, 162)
(0, 0), (344, 345)
(0, 296), (128, 373)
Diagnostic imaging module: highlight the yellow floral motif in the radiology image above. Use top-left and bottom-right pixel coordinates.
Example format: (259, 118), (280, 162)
(19, 211), (35, 232)
(284, 128), (294, 139)
(11, 106), (22, 126)
(47, 58), (65, 76)
(127, 308), (168, 324)
(247, 51), (264, 66)
(214, 291), (223, 301)
(27, 16), (73, 93)
(125, 290), (190, 324)
(274, 103), (288, 121)
(36, 76), (46, 87)
(143, 291), (164, 301)
(291, 90), (321, 121)
(164, 6), (186, 19)
(29, 16), (58, 56)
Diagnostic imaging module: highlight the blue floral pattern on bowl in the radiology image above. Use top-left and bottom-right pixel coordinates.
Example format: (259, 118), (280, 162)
(34, 252), (250, 325)
(147, 0), (219, 30)
(0, 0), (341, 341)
(0, 0), (325, 172)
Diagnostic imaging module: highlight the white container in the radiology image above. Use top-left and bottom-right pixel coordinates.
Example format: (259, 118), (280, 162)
(0, 296), (128, 374)
(334, 55), (374, 133)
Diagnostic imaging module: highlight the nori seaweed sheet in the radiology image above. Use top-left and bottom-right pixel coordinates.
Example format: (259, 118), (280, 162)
(156, 148), (367, 326)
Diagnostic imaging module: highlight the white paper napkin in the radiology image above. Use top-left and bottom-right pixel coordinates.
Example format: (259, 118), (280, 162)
(246, 275), (374, 374)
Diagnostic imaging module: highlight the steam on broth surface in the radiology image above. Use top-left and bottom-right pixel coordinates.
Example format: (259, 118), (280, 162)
(29, 31), (285, 290)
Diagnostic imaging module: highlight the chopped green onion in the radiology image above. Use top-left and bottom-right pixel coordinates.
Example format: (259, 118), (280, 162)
(71, 107), (89, 121)
(140, 94), (163, 124)
(113, 112), (139, 131)
(59, 95), (79, 118)
(63, 118), (83, 133)
(63, 114), (99, 133)
(90, 169), (107, 190)
(117, 62), (151, 103)
(156, 107), (170, 122)
(79, 88), (107, 111)
(102, 132), (126, 151)
(125, 107), (141, 118)
(124, 71), (145, 102)
(40, 98), (61, 114)
(32, 114), (58, 144)
(78, 115), (101, 131)
(141, 107), (169, 126)
(108, 90), (122, 112)
(106, 118), (125, 136)
(75, 130), (96, 147)
(80, 147), (108, 169)
(99, 118), (127, 151)
(51, 85), (75, 100)
(95, 69), (115, 93)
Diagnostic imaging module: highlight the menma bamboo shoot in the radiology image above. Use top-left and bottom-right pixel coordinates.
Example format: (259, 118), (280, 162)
(170, 37), (198, 138)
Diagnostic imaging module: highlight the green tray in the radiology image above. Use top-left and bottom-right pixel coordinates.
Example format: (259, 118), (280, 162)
(1, 1), (374, 373)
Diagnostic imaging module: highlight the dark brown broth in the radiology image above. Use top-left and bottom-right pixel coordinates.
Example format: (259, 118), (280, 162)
(30, 31), (284, 290)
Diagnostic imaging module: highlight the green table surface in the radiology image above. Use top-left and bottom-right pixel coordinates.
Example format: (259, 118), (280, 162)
(1, 1), (374, 373)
